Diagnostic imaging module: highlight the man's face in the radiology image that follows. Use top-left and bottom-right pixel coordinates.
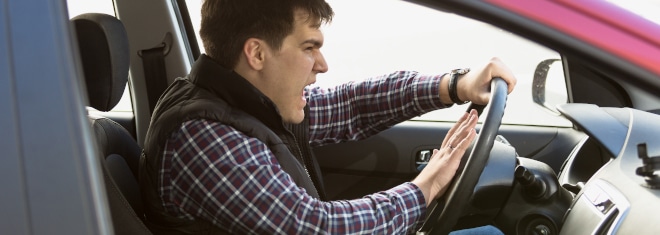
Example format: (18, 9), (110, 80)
(259, 10), (328, 124)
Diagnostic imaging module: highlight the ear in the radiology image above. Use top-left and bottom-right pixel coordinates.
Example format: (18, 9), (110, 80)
(243, 38), (265, 71)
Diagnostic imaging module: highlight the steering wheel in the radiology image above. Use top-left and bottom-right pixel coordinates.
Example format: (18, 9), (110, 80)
(417, 77), (509, 235)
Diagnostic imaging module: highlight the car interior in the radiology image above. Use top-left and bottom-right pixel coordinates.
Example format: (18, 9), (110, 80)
(5, 0), (654, 234)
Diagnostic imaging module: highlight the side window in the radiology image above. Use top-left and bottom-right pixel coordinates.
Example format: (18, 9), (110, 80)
(68, 0), (133, 112)
(67, 0), (114, 16)
(184, 0), (571, 127)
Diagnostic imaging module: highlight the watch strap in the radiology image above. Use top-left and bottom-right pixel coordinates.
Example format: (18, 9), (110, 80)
(449, 68), (470, 104)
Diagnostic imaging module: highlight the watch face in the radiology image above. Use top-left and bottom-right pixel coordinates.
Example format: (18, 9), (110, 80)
(453, 68), (471, 75)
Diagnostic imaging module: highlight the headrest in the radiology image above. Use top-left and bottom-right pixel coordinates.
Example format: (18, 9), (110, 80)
(72, 13), (130, 112)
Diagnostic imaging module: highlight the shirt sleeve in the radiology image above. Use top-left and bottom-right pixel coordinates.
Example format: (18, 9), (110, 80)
(160, 119), (427, 234)
(307, 71), (447, 146)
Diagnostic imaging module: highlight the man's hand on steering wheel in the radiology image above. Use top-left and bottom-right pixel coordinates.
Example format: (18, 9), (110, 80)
(455, 57), (517, 105)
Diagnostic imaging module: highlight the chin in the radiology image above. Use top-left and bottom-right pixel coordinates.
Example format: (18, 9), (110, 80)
(282, 112), (305, 124)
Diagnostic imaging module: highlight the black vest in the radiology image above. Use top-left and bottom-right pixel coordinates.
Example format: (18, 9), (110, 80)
(139, 55), (326, 234)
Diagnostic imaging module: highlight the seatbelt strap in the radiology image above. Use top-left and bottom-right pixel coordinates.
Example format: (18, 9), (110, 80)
(140, 46), (168, 113)
(140, 32), (173, 113)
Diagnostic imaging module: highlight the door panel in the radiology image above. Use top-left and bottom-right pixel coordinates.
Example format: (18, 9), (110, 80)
(314, 121), (584, 200)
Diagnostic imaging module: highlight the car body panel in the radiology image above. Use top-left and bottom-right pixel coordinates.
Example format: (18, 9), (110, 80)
(0, 2), (30, 232)
(0, 0), (111, 234)
(410, 0), (660, 108)
(487, 0), (660, 76)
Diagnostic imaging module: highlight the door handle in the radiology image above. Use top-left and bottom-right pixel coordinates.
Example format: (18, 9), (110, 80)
(415, 150), (433, 171)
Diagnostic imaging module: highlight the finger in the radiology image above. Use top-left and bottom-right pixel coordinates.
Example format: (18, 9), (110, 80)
(442, 128), (477, 177)
(449, 110), (477, 145)
(457, 111), (478, 141)
(443, 113), (472, 149)
(452, 110), (479, 146)
(450, 119), (477, 156)
(431, 149), (439, 159)
(506, 75), (517, 94)
(444, 110), (478, 149)
(456, 109), (478, 135)
(497, 74), (517, 94)
(490, 58), (517, 94)
(453, 127), (477, 154)
(441, 111), (469, 147)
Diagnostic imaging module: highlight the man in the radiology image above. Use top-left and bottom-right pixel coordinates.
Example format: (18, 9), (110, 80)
(139, 0), (517, 234)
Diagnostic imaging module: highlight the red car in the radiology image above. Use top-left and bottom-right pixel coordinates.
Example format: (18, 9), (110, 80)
(2, 0), (659, 234)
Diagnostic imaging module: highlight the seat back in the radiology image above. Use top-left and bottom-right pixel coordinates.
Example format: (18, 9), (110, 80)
(72, 13), (151, 234)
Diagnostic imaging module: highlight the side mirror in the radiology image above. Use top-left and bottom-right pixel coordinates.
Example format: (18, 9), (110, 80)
(532, 59), (567, 113)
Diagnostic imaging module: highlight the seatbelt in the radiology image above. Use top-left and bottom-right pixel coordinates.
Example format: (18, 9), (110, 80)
(139, 32), (172, 113)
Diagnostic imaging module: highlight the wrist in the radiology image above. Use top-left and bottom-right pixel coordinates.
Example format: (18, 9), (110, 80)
(439, 73), (453, 106)
(412, 176), (434, 206)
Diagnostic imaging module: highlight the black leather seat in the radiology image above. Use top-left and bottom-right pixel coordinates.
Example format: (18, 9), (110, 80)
(72, 13), (152, 235)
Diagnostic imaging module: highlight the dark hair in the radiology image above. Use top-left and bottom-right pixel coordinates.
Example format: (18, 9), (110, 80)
(200, 0), (334, 69)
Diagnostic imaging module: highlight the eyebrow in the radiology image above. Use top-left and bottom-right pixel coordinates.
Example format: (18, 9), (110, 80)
(301, 39), (323, 48)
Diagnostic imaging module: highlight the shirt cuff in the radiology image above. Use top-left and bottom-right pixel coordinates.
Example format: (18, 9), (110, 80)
(398, 182), (427, 210)
(387, 182), (427, 218)
(398, 182), (428, 230)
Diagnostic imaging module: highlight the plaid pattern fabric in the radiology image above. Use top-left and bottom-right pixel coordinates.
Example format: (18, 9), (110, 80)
(159, 71), (446, 234)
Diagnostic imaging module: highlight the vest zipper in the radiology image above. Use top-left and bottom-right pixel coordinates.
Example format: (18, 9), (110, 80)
(284, 105), (325, 200)
(289, 131), (327, 200)
(290, 134), (314, 188)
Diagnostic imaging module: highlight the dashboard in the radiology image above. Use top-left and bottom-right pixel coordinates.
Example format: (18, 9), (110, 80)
(557, 104), (660, 234)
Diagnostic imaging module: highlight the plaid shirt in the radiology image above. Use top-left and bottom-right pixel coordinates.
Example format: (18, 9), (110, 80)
(159, 71), (447, 234)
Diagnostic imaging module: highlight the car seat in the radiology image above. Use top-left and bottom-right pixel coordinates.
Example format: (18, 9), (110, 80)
(72, 13), (152, 234)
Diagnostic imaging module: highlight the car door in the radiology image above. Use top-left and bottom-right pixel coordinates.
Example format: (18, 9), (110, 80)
(1, 0), (112, 233)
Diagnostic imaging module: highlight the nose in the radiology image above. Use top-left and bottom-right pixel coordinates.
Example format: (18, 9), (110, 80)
(313, 50), (328, 74)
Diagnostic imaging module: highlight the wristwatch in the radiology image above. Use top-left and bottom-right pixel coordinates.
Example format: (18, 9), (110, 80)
(449, 68), (470, 104)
